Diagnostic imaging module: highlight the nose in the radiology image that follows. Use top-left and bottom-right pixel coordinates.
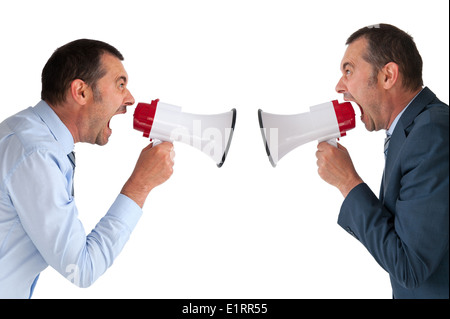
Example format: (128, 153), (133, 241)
(124, 89), (135, 106)
(335, 76), (346, 94)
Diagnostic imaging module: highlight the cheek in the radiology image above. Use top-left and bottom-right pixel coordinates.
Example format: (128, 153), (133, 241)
(87, 103), (111, 128)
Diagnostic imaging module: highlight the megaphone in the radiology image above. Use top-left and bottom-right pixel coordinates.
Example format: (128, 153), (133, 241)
(258, 100), (355, 167)
(133, 99), (237, 167)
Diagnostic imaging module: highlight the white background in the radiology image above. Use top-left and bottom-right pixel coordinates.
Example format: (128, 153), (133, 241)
(1, 0), (448, 299)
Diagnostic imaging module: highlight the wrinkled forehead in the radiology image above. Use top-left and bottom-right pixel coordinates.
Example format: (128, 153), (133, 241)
(99, 53), (129, 82)
(340, 37), (369, 70)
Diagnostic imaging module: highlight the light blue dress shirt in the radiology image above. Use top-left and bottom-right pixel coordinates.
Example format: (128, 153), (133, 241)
(0, 101), (142, 298)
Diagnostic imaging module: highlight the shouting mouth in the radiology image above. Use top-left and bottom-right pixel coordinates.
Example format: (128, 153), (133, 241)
(356, 103), (364, 119)
(107, 106), (128, 134)
(343, 94), (364, 121)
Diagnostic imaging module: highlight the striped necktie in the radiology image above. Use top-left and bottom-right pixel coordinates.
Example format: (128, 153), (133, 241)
(68, 151), (76, 196)
(382, 133), (391, 188)
(384, 133), (391, 160)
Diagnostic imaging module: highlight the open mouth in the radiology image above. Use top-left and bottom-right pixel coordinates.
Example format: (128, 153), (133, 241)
(356, 103), (364, 116)
(355, 103), (365, 124)
(108, 107), (127, 128)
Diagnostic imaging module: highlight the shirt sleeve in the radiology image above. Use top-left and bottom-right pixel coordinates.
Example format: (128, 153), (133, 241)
(7, 148), (142, 288)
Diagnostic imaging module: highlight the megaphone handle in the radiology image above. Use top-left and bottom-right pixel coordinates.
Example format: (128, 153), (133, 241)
(327, 138), (338, 148)
(150, 139), (162, 147)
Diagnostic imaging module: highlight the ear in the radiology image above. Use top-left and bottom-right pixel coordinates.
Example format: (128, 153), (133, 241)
(69, 79), (91, 105)
(381, 62), (399, 90)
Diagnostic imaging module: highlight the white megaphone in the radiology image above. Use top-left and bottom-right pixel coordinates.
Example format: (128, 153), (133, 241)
(258, 100), (355, 167)
(133, 99), (237, 167)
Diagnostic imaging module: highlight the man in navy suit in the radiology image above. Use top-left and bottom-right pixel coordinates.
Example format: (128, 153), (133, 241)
(316, 24), (449, 299)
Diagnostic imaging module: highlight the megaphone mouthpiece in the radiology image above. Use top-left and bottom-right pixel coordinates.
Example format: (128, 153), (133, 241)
(331, 100), (356, 137)
(133, 99), (159, 138)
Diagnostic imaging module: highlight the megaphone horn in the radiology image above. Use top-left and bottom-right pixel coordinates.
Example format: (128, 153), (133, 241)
(258, 100), (355, 167)
(134, 99), (237, 167)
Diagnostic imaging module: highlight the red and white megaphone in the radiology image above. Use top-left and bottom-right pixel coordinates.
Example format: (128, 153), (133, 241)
(134, 99), (237, 167)
(258, 100), (355, 167)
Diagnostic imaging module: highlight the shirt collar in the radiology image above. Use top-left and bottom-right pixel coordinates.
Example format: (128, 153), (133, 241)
(386, 88), (424, 136)
(33, 100), (75, 154)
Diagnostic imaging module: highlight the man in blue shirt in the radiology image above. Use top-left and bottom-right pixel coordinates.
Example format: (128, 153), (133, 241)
(0, 39), (175, 298)
(316, 24), (449, 298)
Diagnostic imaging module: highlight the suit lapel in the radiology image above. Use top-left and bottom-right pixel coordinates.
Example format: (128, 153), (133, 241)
(381, 87), (436, 198)
(383, 123), (406, 194)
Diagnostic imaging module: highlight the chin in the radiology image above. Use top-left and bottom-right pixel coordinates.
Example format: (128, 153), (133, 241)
(95, 135), (110, 146)
(96, 140), (109, 146)
(95, 127), (112, 146)
(96, 136), (110, 146)
(363, 122), (376, 132)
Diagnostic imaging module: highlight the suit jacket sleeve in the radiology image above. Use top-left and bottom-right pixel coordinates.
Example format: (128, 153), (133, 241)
(337, 106), (449, 289)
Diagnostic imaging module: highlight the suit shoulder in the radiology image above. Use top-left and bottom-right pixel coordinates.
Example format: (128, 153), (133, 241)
(426, 96), (448, 117)
(414, 99), (448, 129)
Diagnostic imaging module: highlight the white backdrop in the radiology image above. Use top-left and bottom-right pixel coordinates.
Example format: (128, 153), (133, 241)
(1, 0), (448, 299)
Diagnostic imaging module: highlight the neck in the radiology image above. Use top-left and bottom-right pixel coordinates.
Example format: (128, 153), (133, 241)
(47, 101), (82, 144)
(386, 87), (422, 130)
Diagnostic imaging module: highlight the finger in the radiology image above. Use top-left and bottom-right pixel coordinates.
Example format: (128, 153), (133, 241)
(317, 141), (324, 149)
(157, 141), (174, 150)
(143, 141), (155, 151)
(315, 149), (321, 160)
(317, 141), (331, 151)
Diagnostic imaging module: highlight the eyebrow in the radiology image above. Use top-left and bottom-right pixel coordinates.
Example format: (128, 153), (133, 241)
(116, 76), (128, 83)
(342, 62), (354, 70)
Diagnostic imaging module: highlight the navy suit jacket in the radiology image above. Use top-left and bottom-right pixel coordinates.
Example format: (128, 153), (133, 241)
(338, 87), (449, 299)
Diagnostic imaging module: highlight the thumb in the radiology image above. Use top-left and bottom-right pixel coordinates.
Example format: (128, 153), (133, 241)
(337, 142), (347, 151)
(144, 141), (155, 151)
